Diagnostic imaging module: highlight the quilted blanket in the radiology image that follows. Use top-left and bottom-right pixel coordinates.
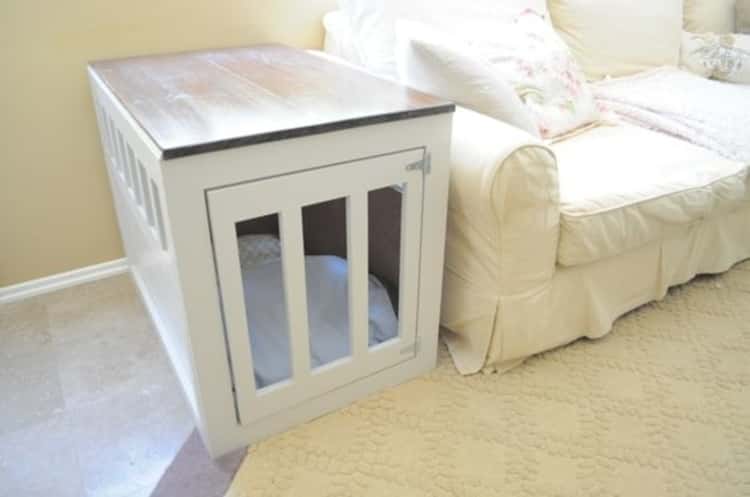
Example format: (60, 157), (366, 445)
(594, 67), (750, 163)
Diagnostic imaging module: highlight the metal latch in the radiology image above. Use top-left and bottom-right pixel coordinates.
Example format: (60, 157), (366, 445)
(405, 152), (431, 174)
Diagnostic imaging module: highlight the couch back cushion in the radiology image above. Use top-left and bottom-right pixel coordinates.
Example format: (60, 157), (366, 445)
(684, 0), (736, 34)
(548, 0), (683, 80)
(738, 0), (750, 34)
(338, 0), (547, 77)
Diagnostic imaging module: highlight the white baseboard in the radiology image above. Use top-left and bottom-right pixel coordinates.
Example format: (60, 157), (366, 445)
(0, 259), (130, 305)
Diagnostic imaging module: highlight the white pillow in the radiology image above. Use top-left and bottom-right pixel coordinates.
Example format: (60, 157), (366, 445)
(338, 0), (547, 77)
(323, 11), (364, 67)
(684, 0), (736, 34)
(681, 32), (750, 84)
(397, 13), (600, 139)
(548, 0), (683, 80)
(476, 12), (601, 138)
(395, 21), (540, 137)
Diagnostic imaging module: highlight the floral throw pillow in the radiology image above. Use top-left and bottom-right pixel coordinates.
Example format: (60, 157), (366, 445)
(681, 32), (750, 84)
(462, 10), (600, 139)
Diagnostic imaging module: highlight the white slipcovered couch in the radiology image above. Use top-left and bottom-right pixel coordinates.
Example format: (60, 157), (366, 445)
(324, 0), (750, 374)
(441, 108), (750, 374)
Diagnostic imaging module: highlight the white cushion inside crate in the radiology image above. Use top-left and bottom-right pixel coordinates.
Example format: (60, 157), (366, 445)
(237, 235), (399, 388)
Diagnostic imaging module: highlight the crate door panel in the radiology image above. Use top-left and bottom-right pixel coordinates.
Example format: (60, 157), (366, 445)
(207, 149), (425, 425)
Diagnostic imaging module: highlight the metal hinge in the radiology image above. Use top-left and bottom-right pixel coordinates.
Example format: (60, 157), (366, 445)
(405, 152), (431, 174)
(400, 337), (421, 356)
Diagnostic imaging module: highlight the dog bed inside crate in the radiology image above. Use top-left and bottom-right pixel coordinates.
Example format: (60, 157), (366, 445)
(238, 234), (399, 388)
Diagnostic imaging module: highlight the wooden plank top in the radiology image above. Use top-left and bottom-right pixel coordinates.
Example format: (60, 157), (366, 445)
(89, 44), (454, 159)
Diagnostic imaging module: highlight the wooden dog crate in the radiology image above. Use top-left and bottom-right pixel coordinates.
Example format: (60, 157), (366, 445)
(87, 45), (454, 457)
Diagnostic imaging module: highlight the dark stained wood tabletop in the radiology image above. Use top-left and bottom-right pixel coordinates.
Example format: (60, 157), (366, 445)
(89, 44), (454, 159)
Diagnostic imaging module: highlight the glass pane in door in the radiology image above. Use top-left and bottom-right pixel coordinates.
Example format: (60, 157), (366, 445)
(367, 185), (403, 348)
(234, 214), (292, 389)
(301, 197), (352, 370)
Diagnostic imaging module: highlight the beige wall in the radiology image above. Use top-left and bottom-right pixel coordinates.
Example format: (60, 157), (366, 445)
(0, 0), (336, 286)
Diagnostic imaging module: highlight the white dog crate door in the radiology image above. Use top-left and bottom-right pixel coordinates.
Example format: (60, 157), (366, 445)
(208, 149), (425, 424)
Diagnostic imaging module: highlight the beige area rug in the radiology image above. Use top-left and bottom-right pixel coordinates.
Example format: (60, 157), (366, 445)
(226, 262), (750, 497)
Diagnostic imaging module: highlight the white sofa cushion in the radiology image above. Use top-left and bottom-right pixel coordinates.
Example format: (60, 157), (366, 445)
(684, 0), (736, 34)
(395, 20), (540, 136)
(548, 0), (683, 80)
(338, 0), (546, 77)
(553, 124), (750, 267)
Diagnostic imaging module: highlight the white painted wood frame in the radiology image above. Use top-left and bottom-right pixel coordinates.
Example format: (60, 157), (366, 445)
(88, 68), (453, 458)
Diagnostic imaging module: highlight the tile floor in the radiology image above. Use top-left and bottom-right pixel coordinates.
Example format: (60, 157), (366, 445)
(0, 274), (195, 497)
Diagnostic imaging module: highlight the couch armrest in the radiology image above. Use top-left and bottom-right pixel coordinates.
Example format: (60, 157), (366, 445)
(441, 106), (560, 373)
(447, 106), (560, 293)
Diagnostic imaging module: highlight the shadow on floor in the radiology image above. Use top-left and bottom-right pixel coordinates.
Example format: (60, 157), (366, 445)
(150, 429), (245, 497)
